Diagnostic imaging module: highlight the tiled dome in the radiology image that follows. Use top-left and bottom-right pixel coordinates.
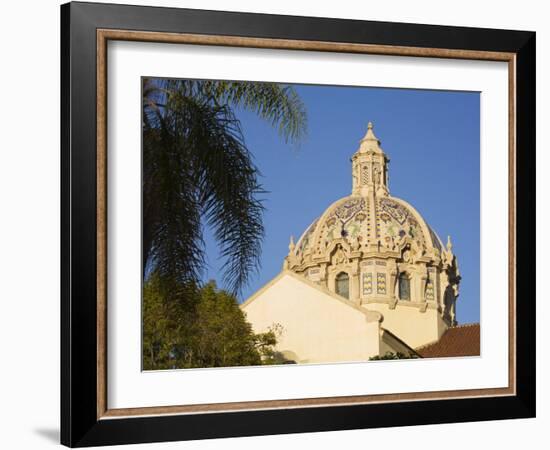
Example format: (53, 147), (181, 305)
(294, 194), (443, 263)
(284, 123), (459, 327)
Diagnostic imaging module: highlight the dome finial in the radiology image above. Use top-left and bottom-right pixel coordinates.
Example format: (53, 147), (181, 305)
(361, 121), (379, 142)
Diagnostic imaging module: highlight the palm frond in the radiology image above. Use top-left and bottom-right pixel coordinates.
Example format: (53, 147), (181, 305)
(165, 79), (308, 144)
(168, 91), (265, 294)
(142, 78), (307, 297)
(143, 93), (205, 293)
(208, 81), (308, 144)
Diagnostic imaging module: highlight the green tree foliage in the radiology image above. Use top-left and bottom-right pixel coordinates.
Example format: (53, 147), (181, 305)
(188, 282), (262, 367)
(142, 79), (307, 297)
(143, 274), (282, 370)
(369, 352), (420, 361)
(253, 323), (285, 365)
(142, 273), (191, 369)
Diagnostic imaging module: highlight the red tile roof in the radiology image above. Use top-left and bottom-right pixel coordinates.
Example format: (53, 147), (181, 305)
(416, 323), (480, 358)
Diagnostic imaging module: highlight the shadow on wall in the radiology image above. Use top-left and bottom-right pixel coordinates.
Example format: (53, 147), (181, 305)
(34, 428), (59, 444)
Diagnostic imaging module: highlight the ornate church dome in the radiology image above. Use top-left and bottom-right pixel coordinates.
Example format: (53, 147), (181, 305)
(284, 123), (460, 326)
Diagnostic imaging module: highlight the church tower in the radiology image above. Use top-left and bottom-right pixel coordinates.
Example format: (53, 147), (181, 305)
(284, 123), (461, 347)
(242, 123), (476, 363)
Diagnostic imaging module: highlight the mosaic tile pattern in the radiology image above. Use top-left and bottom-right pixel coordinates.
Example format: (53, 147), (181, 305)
(363, 273), (373, 295)
(428, 226), (443, 252)
(377, 198), (427, 250)
(425, 280), (434, 301)
(330, 197), (366, 223)
(379, 197), (409, 225)
(377, 273), (387, 294)
(296, 218), (319, 254)
(361, 164), (369, 185)
(319, 197), (370, 247)
(294, 194), (442, 260)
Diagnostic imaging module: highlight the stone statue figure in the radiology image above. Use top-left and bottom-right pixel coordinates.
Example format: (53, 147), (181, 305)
(333, 245), (346, 265)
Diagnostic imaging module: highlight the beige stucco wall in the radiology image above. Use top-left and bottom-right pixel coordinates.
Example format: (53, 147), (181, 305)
(379, 329), (418, 356)
(242, 272), (381, 364)
(365, 302), (447, 349)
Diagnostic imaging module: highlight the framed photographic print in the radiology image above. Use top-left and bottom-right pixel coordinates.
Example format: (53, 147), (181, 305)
(60, 1), (536, 447)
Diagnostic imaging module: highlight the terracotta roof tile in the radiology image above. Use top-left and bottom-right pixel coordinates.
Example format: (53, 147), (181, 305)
(416, 323), (480, 358)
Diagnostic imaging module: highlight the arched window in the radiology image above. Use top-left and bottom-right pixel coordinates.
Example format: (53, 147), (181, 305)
(335, 272), (350, 299)
(399, 273), (410, 301)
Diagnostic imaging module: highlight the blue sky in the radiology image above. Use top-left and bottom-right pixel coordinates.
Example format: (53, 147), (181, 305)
(202, 84), (480, 324)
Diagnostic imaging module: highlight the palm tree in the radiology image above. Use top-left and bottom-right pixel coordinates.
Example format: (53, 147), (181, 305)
(142, 78), (307, 298)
